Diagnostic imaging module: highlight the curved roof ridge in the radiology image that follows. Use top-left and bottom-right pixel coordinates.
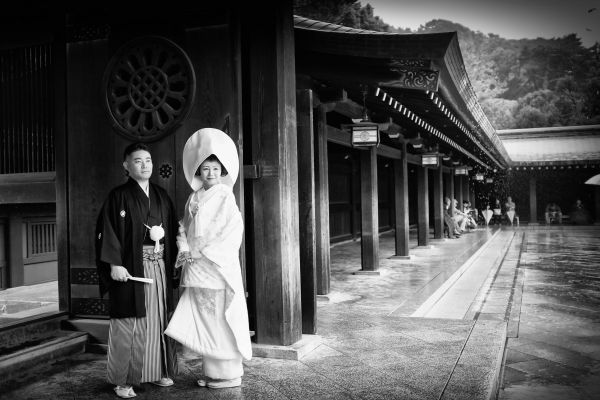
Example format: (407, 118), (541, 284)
(497, 125), (600, 135)
(294, 15), (398, 35)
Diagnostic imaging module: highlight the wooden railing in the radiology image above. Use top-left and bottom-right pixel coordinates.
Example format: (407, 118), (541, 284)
(0, 43), (54, 174)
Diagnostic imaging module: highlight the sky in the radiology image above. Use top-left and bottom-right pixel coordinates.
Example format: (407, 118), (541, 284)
(366, 0), (600, 47)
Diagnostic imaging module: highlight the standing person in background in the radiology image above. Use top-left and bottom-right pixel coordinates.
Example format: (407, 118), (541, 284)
(492, 199), (503, 225)
(505, 196), (519, 226)
(165, 128), (252, 389)
(96, 143), (179, 399)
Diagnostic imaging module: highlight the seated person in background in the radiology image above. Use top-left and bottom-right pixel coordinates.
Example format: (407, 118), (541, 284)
(492, 199), (503, 225)
(504, 196), (519, 226)
(569, 199), (591, 225)
(462, 200), (478, 229)
(545, 202), (563, 224)
(452, 198), (469, 232)
(444, 197), (461, 238)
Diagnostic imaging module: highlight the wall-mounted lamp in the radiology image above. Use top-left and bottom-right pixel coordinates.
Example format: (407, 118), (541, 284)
(475, 173), (484, 181)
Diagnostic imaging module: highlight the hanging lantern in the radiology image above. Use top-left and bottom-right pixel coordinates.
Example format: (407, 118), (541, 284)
(421, 153), (439, 167)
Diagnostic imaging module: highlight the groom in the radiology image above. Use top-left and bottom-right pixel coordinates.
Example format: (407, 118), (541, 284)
(95, 142), (179, 398)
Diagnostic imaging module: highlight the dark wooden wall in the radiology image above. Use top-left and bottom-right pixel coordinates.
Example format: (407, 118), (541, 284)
(327, 143), (395, 243)
(66, 11), (242, 318)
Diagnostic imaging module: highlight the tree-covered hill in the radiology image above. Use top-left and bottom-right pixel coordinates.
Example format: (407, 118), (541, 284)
(293, 1), (600, 129)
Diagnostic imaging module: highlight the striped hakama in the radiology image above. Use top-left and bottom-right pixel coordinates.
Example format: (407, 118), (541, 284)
(107, 245), (170, 385)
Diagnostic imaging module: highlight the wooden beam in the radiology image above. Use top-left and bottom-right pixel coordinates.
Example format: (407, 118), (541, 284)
(406, 152), (422, 165)
(326, 125), (403, 161)
(393, 142), (410, 257)
(360, 146), (379, 271)
(314, 87), (347, 104)
(247, 1), (302, 346)
(296, 89), (317, 334)
(0, 172), (55, 183)
(0, 182), (56, 203)
(326, 125), (351, 147)
(315, 105), (331, 295)
(432, 164), (444, 239)
(376, 145), (402, 160)
(332, 99), (364, 120)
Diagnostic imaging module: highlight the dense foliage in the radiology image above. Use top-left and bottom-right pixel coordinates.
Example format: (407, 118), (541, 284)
(293, 1), (600, 129)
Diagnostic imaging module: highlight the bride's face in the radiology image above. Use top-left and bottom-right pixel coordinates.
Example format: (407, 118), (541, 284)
(198, 160), (222, 189)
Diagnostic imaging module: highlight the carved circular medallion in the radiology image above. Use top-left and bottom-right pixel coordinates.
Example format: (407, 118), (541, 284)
(104, 36), (196, 142)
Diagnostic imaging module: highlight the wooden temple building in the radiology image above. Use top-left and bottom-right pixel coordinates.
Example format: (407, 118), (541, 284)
(2, 2), (595, 354)
(497, 125), (600, 224)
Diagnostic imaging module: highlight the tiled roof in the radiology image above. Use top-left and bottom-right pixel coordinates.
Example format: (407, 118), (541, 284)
(294, 15), (511, 169)
(498, 126), (600, 164)
(294, 16), (398, 35)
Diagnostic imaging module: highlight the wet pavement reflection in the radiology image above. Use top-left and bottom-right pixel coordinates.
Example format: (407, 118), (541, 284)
(499, 228), (600, 400)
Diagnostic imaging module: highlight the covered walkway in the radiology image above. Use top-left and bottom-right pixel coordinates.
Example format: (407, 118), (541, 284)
(1, 227), (506, 399)
(0, 226), (600, 400)
(3, 225), (598, 399)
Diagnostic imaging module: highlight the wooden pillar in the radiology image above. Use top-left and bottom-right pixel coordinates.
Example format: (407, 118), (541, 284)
(0, 221), (6, 289)
(247, 1), (302, 345)
(417, 166), (430, 246)
(8, 215), (24, 287)
(54, 30), (69, 312)
(445, 170), (455, 218)
(314, 105), (331, 294)
(595, 186), (600, 224)
(454, 174), (463, 211)
(432, 162), (444, 239)
(360, 147), (379, 271)
(393, 142), (409, 257)
(529, 176), (537, 224)
(296, 89), (316, 334)
(462, 176), (470, 206)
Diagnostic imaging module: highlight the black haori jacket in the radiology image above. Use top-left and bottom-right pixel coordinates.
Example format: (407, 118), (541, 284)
(95, 178), (179, 318)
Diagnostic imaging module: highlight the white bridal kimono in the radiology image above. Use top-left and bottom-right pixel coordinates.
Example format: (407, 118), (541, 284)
(165, 183), (251, 378)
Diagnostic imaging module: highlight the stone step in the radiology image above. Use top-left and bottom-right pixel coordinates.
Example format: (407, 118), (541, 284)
(0, 314), (67, 354)
(0, 329), (88, 392)
(411, 229), (513, 319)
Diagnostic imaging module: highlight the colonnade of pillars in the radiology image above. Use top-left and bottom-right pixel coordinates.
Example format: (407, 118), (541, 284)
(252, 4), (473, 344)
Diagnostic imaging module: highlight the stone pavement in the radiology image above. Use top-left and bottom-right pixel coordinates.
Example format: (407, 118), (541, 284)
(1, 227), (507, 400)
(498, 226), (600, 400)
